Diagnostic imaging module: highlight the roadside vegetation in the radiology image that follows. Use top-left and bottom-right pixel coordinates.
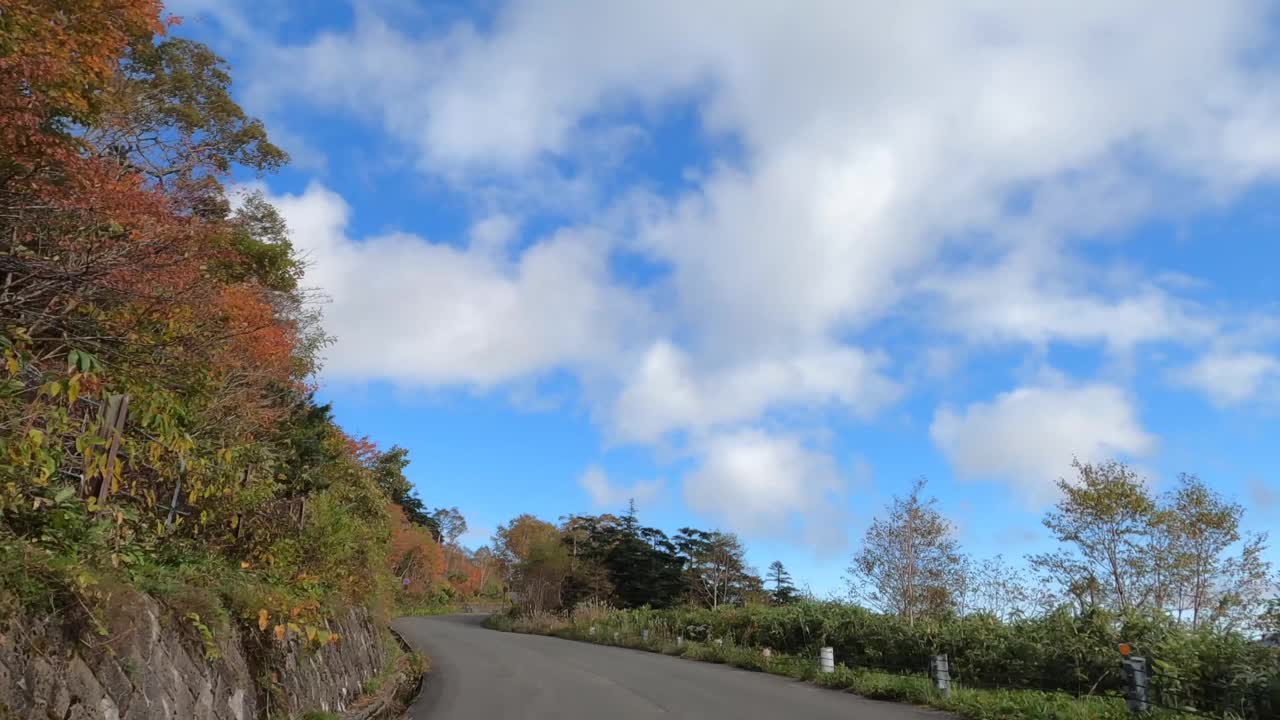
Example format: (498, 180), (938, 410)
(488, 461), (1279, 719)
(0, 0), (491, 662)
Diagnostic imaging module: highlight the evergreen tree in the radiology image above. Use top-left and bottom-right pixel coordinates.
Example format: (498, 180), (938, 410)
(767, 560), (798, 605)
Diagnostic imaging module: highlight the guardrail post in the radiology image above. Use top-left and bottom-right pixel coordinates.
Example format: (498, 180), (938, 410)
(819, 646), (835, 674)
(1122, 655), (1149, 714)
(930, 654), (951, 697)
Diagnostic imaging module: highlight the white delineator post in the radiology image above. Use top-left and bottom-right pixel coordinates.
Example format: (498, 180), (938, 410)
(930, 654), (951, 698)
(641, 629), (649, 641)
(676, 636), (684, 648)
(819, 646), (835, 674)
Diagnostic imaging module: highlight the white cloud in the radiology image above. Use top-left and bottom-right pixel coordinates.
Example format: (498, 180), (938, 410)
(250, 1), (1280, 371)
(1172, 349), (1280, 407)
(578, 466), (664, 510)
(611, 341), (900, 443)
(922, 244), (1216, 351)
(214, 1), (1280, 541)
(269, 183), (649, 387)
(930, 379), (1157, 504)
(253, 0), (1278, 358)
(683, 430), (844, 542)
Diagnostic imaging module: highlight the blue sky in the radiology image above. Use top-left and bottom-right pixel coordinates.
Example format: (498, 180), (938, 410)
(171, 0), (1280, 596)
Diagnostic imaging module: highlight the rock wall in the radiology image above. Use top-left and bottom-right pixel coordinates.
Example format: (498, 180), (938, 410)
(275, 606), (388, 716)
(0, 593), (389, 720)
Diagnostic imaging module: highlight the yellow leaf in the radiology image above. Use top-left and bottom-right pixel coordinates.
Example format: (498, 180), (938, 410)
(273, 624), (285, 642)
(67, 375), (81, 406)
(258, 609), (269, 632)
(305, 626), (318, 643)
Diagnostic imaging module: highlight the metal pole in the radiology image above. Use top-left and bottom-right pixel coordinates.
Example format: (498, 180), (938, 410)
(1123, 656), (1149, 714)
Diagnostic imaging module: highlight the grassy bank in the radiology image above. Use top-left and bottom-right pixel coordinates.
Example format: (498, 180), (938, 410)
(485, 612), (1206, 720)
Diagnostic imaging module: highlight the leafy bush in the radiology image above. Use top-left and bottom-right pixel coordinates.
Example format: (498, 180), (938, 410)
(0, 0), (418, 643)
(494, 601), (1278, 719)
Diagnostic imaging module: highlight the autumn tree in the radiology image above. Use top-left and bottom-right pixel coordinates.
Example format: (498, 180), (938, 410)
(0, 0), (409, 620)
(80, 36), (286, 196)
(1030, 460), (1155, 614)
(493, 514), (568, 612)
(1156, 474), (1273, 629)
(469, 546), (504, 598)
(847, 477), (962, 624)
(0, 0), (164, 185)
(1031, 461), (1275, 628)
(387, 503), (445, 598)
(494, 514), (559, 565)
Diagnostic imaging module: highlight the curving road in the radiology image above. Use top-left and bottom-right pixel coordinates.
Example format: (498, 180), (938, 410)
(393, 615), (944, 719)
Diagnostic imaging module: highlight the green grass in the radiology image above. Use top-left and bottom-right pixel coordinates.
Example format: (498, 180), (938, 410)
(487, 614), (1204, 720)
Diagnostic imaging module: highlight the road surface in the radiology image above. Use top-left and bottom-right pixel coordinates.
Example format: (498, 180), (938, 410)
(393, 615), (944, 719)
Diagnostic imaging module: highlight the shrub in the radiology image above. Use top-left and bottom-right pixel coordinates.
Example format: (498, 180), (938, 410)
(494, 601), (1278, 719)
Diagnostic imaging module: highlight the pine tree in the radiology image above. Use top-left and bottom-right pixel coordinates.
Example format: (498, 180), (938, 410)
(767, 560), (798, 605)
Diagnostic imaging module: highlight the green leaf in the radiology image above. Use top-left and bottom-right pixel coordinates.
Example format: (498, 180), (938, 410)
(53, 486), (75, 504)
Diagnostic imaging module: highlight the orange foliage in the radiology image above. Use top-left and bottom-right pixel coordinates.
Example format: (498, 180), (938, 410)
(0, 0), (164, 182)
(449, 561), (484, 596)
(347, 435), (381, 466)
(218, 284), (297, 376)
(1, 1), (317, 537)
(387, 503), (445, 597)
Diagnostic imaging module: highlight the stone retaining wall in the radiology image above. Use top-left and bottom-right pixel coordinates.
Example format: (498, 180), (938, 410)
(0, 593), (390, 720)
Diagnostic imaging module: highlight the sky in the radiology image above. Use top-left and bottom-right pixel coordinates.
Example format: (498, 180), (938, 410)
(169, 0), (1280, 597)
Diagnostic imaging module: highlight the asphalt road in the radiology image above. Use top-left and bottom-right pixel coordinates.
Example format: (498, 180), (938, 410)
(393, 615), (944, 719)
